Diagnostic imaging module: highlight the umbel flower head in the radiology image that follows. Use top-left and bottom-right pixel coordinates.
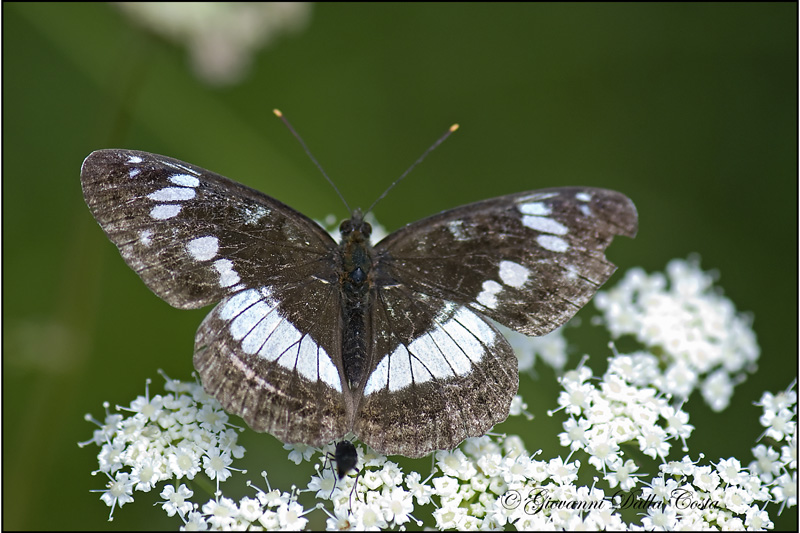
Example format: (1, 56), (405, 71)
(593, 256), (760, 411)
(81, 257), (795, 529)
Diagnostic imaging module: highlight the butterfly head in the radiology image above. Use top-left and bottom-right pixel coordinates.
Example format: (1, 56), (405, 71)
(339, 208), (372, 242)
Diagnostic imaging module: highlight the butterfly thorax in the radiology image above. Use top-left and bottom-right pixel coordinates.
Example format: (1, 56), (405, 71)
(338, 209), (374, 391)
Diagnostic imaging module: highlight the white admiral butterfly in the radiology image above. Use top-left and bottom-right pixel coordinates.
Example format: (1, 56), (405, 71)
(80, 141), (637, 458)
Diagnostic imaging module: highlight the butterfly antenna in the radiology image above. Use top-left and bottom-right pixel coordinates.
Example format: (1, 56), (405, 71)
(273, 109), (351, 214)
(365, 123), (459, 216)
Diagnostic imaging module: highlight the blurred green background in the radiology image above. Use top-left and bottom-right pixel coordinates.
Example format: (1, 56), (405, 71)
(4, 3), (796, 530)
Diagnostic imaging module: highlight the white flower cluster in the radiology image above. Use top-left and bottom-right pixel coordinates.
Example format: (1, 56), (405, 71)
(632, 381), (797, 529)
(114, 2), (312, 85)
(556, 357), (695, 468)
(594, 257), (760, 411)
(80, 374), (252, 524)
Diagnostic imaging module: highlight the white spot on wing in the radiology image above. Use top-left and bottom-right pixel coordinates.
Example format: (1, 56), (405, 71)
(139, 229), (152, 247)
(129, 168), (141, 178)
(579, 204), (592, 217)
(233, 300), (277, 342)
(389, 346), (412, 392)
(521, 215), (568, 235)
(127, 155), (143, 164)
(220, 289), (261, 320)
(258, 318), (301, 364)
(447, 219), (469, 241)
(408, 335), (454, 381)
(575, 192), (592, 202)
(240, 308), (280, 353)
(187, 236), (219, 261)
(537, 234), (569, 253)
(428, 323), (472, 373)
(476, 280), (503, 309)
(318, 347), (341, 391)
(148, 187), (196, 202)
(499, 260), (529, 288)
(518, 202), (551, 216)
(296, 335), (319, 382)
(243, 205), (269, 225)
(150, 204), (182, 220)
(213, 259), (240, 287)
(169, 174), (200, 188)
(453, 307), (495, 347)
(364, 356), (390, 395)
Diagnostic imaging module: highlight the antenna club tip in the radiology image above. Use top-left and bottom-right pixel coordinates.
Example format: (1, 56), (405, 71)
(273, 109), (283, 117)
(450, 124), (460, 132)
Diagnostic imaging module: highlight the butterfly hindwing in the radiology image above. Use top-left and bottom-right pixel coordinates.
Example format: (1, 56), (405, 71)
(194, 283), (349, 447)
(375, 187), (638, 336)
(355, 286), (518, 457)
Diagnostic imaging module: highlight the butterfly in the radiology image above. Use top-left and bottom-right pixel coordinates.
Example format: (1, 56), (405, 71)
(80, 148), (637, 458)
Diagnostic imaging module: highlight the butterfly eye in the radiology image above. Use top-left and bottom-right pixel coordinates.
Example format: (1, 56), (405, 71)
(339, 219), (354, 236)
(361, 221), (372, 238)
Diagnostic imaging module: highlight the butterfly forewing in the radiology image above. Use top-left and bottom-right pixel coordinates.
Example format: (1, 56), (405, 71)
(375, 187), (638, 337)
(80, 149), (338, 309)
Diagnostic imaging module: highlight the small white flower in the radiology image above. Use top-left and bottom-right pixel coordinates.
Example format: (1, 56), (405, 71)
(378, 485), (413, 526)
(404, 470), (433, 505)
(276, 500), (308, 530)
(99, 471), (135, 519)
(606, 459), (639, 490)
(431, 475), (459, 498)
(547, 456), (579, 485)
(637, 426), (670, 460)
(128, 393), (164, 423)
(159, 483), (193, 518)
(558, 417), (590, 450)
(587, 436), (621, 472)
(202, 496), (238, 529)
(130, 454), (163, 492)
(750, 444), (782, 482)
(722, 485), (753, 514)
(771, 472), (797, 510)
(432, 500), (468, 530)
(168, 442), (202, 480)
(691, 465), (720, 492)
(196, 404), (228, 433)
(640, 504), (678, 530)
(202, 447), (233, 482)
(115, 2), (312, 86)
(714, 457), (747, 486)
(761, 407), (796, 442)
(435, 448), (475, 480)
(284, 442), (317, 464)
